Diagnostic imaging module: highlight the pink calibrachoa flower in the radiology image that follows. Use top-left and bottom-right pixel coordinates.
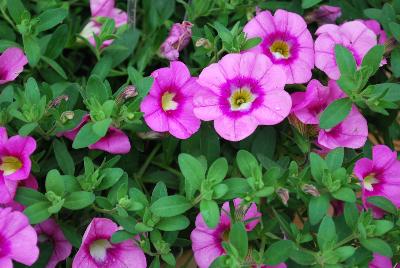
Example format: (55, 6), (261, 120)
(369, 253), (392, 268)
(160, 21), (193, 61)
(194, 52), (291, 141)
(315, 21), (378, 80)
(291, 79), (368, 149)
(35, 219), (72, 268)
(0, 48), (28, 85)
(312, 5), (341, 24)
(140, 61), (201, 139)
(354, 145), (400, 215)
(60, 114), (131, 154)
(243, 9), (314, 84)
(72, 218), (146, 268)
(2, 175), (38, 210)
(0, 207), (39, 267)
(360, 20), (387, 45)
(191, 198), (261, 268)
(80, 0), (127, 47)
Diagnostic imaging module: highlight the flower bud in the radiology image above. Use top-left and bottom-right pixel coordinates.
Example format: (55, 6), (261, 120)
(195, 38), (211, 49)
(60, 111), (75, 123)
(276, 187), (289, 206)
(49, 95), (69, 108)
(305, 5), (341, 25)
(160, 21), (193, 61)
(302, 184), (320, 197)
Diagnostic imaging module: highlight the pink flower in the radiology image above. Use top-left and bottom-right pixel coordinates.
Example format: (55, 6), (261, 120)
(191, 199), (261, 268)
(80, 0), (127, 47)
(2, 175), (38, 210)
(72, 218), (146, 268)
(60, 114), (131, 154)
(0, 48), (28, 85)
(140, 61), (201, 139)
(369, 253), (392, 268)
(160, 21), (193, 61)
(354, 145), (400, 214)
(291, 79), (368, 149)
(315, 21), (378, 80)
(194, 52), (291, 141)
(0, 207), (39, 267)
(35, 219), (72, 268)
(312, 5), (341, 24)
(243, 9), (314, 84)
(360, 20), (387, 45)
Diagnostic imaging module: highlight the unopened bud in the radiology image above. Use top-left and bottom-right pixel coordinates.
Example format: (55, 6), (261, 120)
(195, 38), (211, 49)
(49, 95), (69, 108)
(117, 85), (138, 104)
(302, 184), (320, 197)
(60, 111), (74, 123)
(276, 188), (289, 206)
(137, 131), (166, 140)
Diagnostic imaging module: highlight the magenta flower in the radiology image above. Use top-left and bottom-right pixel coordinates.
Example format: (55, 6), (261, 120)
(160, 21), (193, 61)
(140, 61), (201, 139)
(0, 48), (28, 85)
(191, 198), (261, 268)
(2, 175), (38, 210)
(194, 52), (291, 141)
(0, 207), (39, 267)
(369, 253), (392, 268)
(35, 219), (72, 268)
(80, 0), (127, 47)
(60, 114), (131, 154)
(360, 20), (387, 45)
(354, 145), (400, 214)
(72, 218), (146, 268)
(291, 79), (368, 149)
(315, 21), (378, 80)
(243, 9), (314, 84)
(312, 5), (341, 24)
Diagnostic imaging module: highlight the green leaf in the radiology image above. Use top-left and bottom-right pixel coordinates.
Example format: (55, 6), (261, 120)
(23, 35), (41, 66)
(344, 202), (359, 229)
(229, 222), (248, 259)
(72, 122), (102, 149)
(178, 154), (206, 200)
(317, 216), (337, 251)
(86, 75), (110, 103)
(335, 246), (356, 262)
(207, 158), (228, 184)
(111, 230), (134, 243)
(213, 22), (233, 45)
(361, 45), (384, 76)
(326, 147), (344, 171)
(96, 168), (124, 190)
(367, 196), (397, 214)
(24, 201), (51, 224)
(31, 242), (53, 268)
(92, 118), (112, 137)
(236, 150), (259, 178)
(150, 195), (192, 217)
(391, 47), (400, 78)
(92, 55), (113, 80)
(15, 187), (46, 206)
(374, 220), (394, 236)
(6, 0), (26, 24)
(309, 152), (328, 182)
(151, 181), (168, 203)
(45, 169), (65, 196)
(36, 8), (68, 32)
(41, 56), (67, 79)
(241, 37), (262, 50)
(53, 139), (75, 175)
(335, 45), (357, 76)
(63, 191), (95, 210)
(360, 238), (393, 257)
(389, 22), (400, 42)
(264, 240), (294, 265)
(222, 178), (250, 200)
(332, 187), (356, 203)
(200, 199), (220, 228)
(301, 0), (322, 8)
(319, 98), (352, 129)
(308, 194), (330, 225)
(59, 223), (82, 248)
(156, 215), (190, 231)
(45, 24), (68, 59)
(18, 122), (38, 136)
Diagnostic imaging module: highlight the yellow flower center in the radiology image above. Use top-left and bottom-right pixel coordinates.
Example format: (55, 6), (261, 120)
(0, 156), (22, 175)
(229, 87), (256, 111)
(364, 173), (378, 191)
(270, 40), (291, 59)
(161, 91), (178, 111)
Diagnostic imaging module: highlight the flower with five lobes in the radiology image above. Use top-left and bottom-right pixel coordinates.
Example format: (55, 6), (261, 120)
(315, 20), (378, 80)
(140, 61), (201, 139)
(191, 198), (261, 268)
(72, 218), (147, 268)
(194, 52), (292, 141)
(243, 9), (315, 84)
(0, 48), (28, 85)
(354, 145), (400, 215)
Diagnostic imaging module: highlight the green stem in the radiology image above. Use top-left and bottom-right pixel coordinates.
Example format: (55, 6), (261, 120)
(151, 161), (182, 177)
(0, 7), (17, 31)
(92, 204), (116, 215)
(136, 143), (162, 179)
(334, 233), (357, 249)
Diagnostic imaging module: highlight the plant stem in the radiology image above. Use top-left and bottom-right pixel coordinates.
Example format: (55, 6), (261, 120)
(0, 7), (17, 31)
(151, 161), (182, 177)
(136, 143), (162, 179)
(127, 0), (137, 28)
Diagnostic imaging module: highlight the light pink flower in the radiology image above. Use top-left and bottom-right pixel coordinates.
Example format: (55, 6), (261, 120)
(369, 253), (392, 268)
(291, 79), (368, 149)
(315, 21), (378, 80)
(191, 198), (261, 268)
(0, 207), (39, 267)
(243, 9), (314, 84)
(35, 219), (72, 268)
(160, 21), (193, 61)
(0, 48), (28, 85)
(140, 61), (201, 139)
(360, 20), (387, 45)
(72, 218), (146, 268)
(312, 5), (341, 24)
(60, 114), (131, 154)
(354, 145), (400, 215)
(80, 0), (127, 47)
(194, 52), (291, 141)
(2, 175), (38, 210)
